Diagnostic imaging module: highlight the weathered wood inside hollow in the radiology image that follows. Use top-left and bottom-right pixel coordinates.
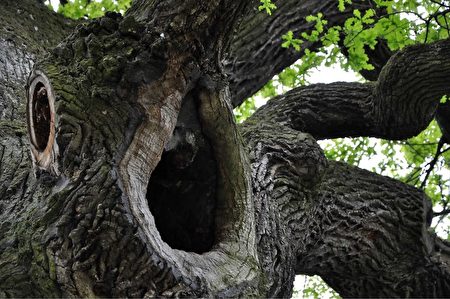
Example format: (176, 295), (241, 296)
(147, 92), (218, 253)
(26, 71), (59, 174)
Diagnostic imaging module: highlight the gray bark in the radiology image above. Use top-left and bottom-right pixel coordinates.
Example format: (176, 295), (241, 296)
(1, 0), (450, 298)
(0, 0), (75, 121)
(1, 0), (262, 297)
(226, 0), (380, 107)
(298, 161), (450, 297)
(247, 39), (450, 140)
(240, 120), (450, 297)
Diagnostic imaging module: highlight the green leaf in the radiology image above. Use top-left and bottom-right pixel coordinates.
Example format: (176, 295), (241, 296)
(258, 0), (277, 15)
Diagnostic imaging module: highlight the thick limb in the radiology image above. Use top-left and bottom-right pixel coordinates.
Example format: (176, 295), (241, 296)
(298, 161), (450, 297)
(248, 39), (450, 140)
(241, 121), (450, 297)
(226, 0), (377, 107)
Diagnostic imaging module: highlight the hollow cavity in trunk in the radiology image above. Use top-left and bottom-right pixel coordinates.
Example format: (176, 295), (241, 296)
(31, 83), (51, 151)
(146, 93), (218, 253)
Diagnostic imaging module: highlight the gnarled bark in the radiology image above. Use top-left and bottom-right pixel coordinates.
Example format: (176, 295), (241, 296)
(241, 121), (450, 298)
(1, 0), (450, 298)
(297, 161), (450, 297)
(1, 0), (262, 297)
(226, 0), (386, 107)
(247, 39), (450, 140)
(0, 0), (75, 121)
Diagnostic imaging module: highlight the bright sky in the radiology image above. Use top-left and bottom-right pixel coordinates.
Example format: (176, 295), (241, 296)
(48, 0), (59, 8)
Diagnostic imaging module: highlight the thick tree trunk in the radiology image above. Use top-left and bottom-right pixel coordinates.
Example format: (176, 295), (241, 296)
(2, 0), (262, 297)
(1, 0), (450, 298)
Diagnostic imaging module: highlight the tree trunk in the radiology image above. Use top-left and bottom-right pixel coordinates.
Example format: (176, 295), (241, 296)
(1, 0), (450, 298)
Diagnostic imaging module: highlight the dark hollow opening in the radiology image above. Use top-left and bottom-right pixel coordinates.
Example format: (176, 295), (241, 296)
(32, 82), (51, 151)
(147, 94), (217, 253)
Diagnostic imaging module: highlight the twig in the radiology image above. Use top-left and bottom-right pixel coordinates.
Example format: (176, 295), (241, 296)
(420, 136), (446, 189)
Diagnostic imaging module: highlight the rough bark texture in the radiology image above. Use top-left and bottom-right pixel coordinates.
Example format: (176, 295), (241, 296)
(2, 0), (262, 297)
(241, 121), (328, 298)
(1, 0), (450, 298)
(226, 0), (378, 107)
(0, 0), (75, 121)
(240, 118), (450, 297)
(296, 161), (450, 297)
(248, 39), (450, 141)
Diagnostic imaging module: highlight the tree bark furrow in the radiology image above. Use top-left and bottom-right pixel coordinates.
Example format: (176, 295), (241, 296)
(242, 109), (450, 297)
(246, 82), (375, 140)
(242, 121), (327, 297)
(0, 0), (75, 121)
(0, 40), (34, 121)
(2, 0), (450, 298)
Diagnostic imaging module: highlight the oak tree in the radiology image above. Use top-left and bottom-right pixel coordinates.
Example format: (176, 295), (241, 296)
(1, 0), (450, 297)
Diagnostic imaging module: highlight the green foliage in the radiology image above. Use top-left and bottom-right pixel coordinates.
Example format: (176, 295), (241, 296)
(259, 0), (277, 15)
(48, 0), (131, 19)
(279, 0), (450, 78)
(282, 31), (303, 51)
(292, 275), (341, 299)
(321, 137), (376, 166)
(338, 0), (353, 12)
(234, 97), (257, 123)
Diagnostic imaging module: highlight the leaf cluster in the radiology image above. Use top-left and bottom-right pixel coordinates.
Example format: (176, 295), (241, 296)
(46, 0), (131, 19)
(274, 0), (450, 89)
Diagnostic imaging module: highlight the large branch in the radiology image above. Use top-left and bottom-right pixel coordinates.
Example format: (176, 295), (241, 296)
(126, 0), (251, 56)
(241, 121), (450, 297)
(226, 0), (377, 107)
(246, 38), (450, 140)
(297, 161), (450, 297)
(241, 120), (328, 298)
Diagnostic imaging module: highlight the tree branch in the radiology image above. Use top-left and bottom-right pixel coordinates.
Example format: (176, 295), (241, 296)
(126, 0), (251, 55)
(246, 38), (450, 140)
(241, 118), (450, 297)
(295, 161), (450, 297)
(226, 0), (378, 107)
(420, 137), (447, 189)
(241, 120), (328, 297)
